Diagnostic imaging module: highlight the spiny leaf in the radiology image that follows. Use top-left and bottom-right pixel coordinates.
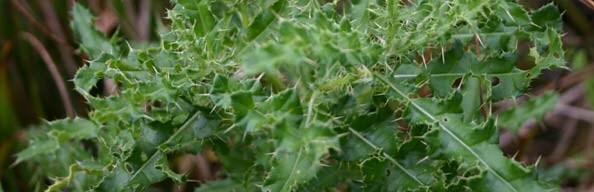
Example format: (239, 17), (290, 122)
(96, 111), (211, 191)
(377, 74), (556, 192)
(70, 3), (117, 58)
(14, 118), (98, 165)
(246, 0), (287, 41)
(47, 118), (99, 141)
(14, 139), (59, 166)
(347, 127), (426, 188)
(461, 76), (484, 123)
(350, 0), (370, 28)
(497, 92), (559, 133)
(123, 152), (167, 190)
(22, 1), (565, 191)
(262, 89), (339, 191)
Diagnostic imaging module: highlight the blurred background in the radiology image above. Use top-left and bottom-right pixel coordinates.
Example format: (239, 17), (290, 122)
(0, 0), (594, 191)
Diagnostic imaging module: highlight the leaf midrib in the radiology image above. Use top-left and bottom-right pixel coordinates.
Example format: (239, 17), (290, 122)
(376, 74), (518, 192)
(393, 71), (524, 78)
(126, 111), (203, 188)
(348, 127), (425, 186)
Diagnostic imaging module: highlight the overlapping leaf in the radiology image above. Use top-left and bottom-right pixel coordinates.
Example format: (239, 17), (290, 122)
(497, 92), (559, 133)
(19, 0), (565, 191)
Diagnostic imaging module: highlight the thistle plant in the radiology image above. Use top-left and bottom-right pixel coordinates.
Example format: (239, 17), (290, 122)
(17, 0), (565, 191)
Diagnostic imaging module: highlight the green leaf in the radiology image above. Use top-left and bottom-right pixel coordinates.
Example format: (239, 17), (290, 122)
(14, 139), (59, 166)
(97, 164), (132, 191)
(125, 152), (167, 190)
(70, 3), (117, 58)
(262, 122), (340, 191)
(181, 0), (216, 37)
(497, 92), (559, 133)
(341, 110), (398, 161)
(246, 0), (287, 41)
(158, 111), (216, 166)
(48, 118), (99, 142)
(347, 127), (427, 190)
(461, 76), (483, 123)
(96, 111), (210, 191)
(350, 0), (370, 28)
(23, 0), (566, 191)
(14, 118), (98, 165)
(530, 4), (562, 30)
(73, 54), (110, 95)
(262, 89), (339, 191)
(377, 74), (557, 192)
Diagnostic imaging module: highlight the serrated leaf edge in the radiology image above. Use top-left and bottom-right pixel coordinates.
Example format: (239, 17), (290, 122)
(376, 74), (520, 192)
(348, 127), (426, 186)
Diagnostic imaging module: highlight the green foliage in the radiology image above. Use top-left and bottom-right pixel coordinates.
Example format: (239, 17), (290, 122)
(498, 92), (559, 133)
(19, 0), (565, 191)
(71, 3), (118, 59)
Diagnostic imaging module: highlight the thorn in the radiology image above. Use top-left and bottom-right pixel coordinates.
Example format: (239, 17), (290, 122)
(441, 46), (445, 64)
(417, 156), (429, 165)
(534, 156), (542, 168)
(224, 124), (236, 134)
(511, 151), (519, 160)
(475, 33), (485, 48)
